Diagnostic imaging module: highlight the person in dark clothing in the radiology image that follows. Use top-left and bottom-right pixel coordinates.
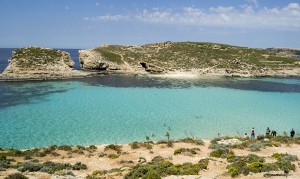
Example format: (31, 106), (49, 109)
(271, 130), (277, 137)
(251, 128), (255, 139)
(290, 129), (295, 138)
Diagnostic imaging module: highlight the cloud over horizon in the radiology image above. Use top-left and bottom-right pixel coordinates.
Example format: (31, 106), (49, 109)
(84, 3), (300, 31)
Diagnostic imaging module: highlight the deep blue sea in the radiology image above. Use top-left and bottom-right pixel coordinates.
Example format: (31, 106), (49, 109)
(1, 48), (300, 149)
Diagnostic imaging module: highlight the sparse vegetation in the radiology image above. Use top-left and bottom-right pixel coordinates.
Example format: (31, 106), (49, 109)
(16, 161), (87, 174)
(129, 141), (153, 150)
(174, 148), (200, 155)
(4, 173), (28, 179)
(104, 144), (122, 153)
(90, 42), (300, 73)
(11, 47), (69, 68)
(124, 156), (209, 178)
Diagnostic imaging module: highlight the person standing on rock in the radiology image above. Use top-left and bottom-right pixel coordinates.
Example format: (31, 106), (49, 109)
(290, 129), (295, 138)
(251, 128), (255, 139)
(266, 127), (270, 136)
(271, 130), (277, 137)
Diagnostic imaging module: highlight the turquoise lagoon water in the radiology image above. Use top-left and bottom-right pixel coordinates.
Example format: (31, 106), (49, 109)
(0, 76), (300, 149)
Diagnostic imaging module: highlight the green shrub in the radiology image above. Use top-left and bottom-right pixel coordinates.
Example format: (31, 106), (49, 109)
(257, 135), (265, 140)
(198, 158), (209, 170)
(228, 167), (239, 177)
(72, 162), (87, 170)
(246, 154), (265, 163)
(58, 171), (75, 176)
(0, 155), (7, 161)
(227, 160), (248, 176)
(261, 163), (279, 172)
(248, 143), (265, 151)
(104, 144), (122, 153)
(248, 162), (263, 173)
(88, 145), (97, 150)
(272, 153), (298, 161)
(17, 162), (43, 172)
(124, 156), (208, 178)
(17, 161), (86, 174)
(145, 169), (162, 179)
(130, 142), (140, 149)
(195, 139), (205, 146)
(210, 147), (229, 158)
(76, 145), (86, 150)
(4, 173), (28, 179)
(277, 160), (296, 173)
(174, 148), (184, 155)
(58, 145), (72, 151)
(108, 154), (119, 159)
(227, 153), (236, 162)
(178, 138), (205, 146)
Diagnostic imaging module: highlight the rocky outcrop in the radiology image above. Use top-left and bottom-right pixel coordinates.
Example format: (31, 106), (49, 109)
(79, 47), (130, 71)
(0, 47), (91, 80)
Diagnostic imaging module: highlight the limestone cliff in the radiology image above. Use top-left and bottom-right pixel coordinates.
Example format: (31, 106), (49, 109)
(0, 47), (89, 80)
(79, 42), (300, 77)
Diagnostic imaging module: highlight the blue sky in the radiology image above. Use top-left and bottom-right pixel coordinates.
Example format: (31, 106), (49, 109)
(0, 0), (299, 48)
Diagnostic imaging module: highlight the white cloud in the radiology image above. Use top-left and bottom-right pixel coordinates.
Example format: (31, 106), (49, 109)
(83, 3), (300, 30)
(96, 2), (100, 7)
(85, 15), (129, 21)
(65, 6), (70, 10)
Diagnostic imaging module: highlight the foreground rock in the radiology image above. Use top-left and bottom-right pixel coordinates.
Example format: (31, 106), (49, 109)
(0, 47), (91, 81)
(79, 42), (300, 77)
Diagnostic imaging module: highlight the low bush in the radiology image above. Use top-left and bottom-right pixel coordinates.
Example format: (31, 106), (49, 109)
(228, 166), (239, 177)
(108, 154), (119, 159)
(248, 143), (265, 152)
(72, 162), (87, 170)
(17, 161), (87, 174)
(174, 148), (184, 155)
(4, 173), (28, 179)
(104, 144), (122, 153)
(174, 148), (199, 155)
(248, 162), (263, 173)
(130, 142), (140, 149)
(210, 144), (230, 158)
(58, 145), (72, 151)
(272, 153), (298, 161)
(130, 142), (153, 150)
(124, 156), (209, 178)
(178, 138), (205, 146)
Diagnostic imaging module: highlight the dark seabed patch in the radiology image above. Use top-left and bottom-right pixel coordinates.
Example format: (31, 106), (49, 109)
(75, 75), (300, 93)
(0, 81), (73, 109)
(0, 75), (300, 109)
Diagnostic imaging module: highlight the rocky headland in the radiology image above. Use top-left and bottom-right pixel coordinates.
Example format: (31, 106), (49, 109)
(79, 42), (300, 78)
(0, 47), (92, 81)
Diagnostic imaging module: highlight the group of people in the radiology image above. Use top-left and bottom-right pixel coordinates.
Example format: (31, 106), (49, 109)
(243, 127), (296, 139)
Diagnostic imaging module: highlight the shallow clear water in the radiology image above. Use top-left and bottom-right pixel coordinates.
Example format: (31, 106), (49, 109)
(1, 75), (300, 149)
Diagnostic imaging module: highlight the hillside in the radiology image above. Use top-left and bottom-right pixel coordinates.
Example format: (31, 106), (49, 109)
(79, 42), (300, 77)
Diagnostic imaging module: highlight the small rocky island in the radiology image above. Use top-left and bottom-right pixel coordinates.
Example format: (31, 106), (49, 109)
(1, 42), (300, 81)
(0, 47), (91, 81)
